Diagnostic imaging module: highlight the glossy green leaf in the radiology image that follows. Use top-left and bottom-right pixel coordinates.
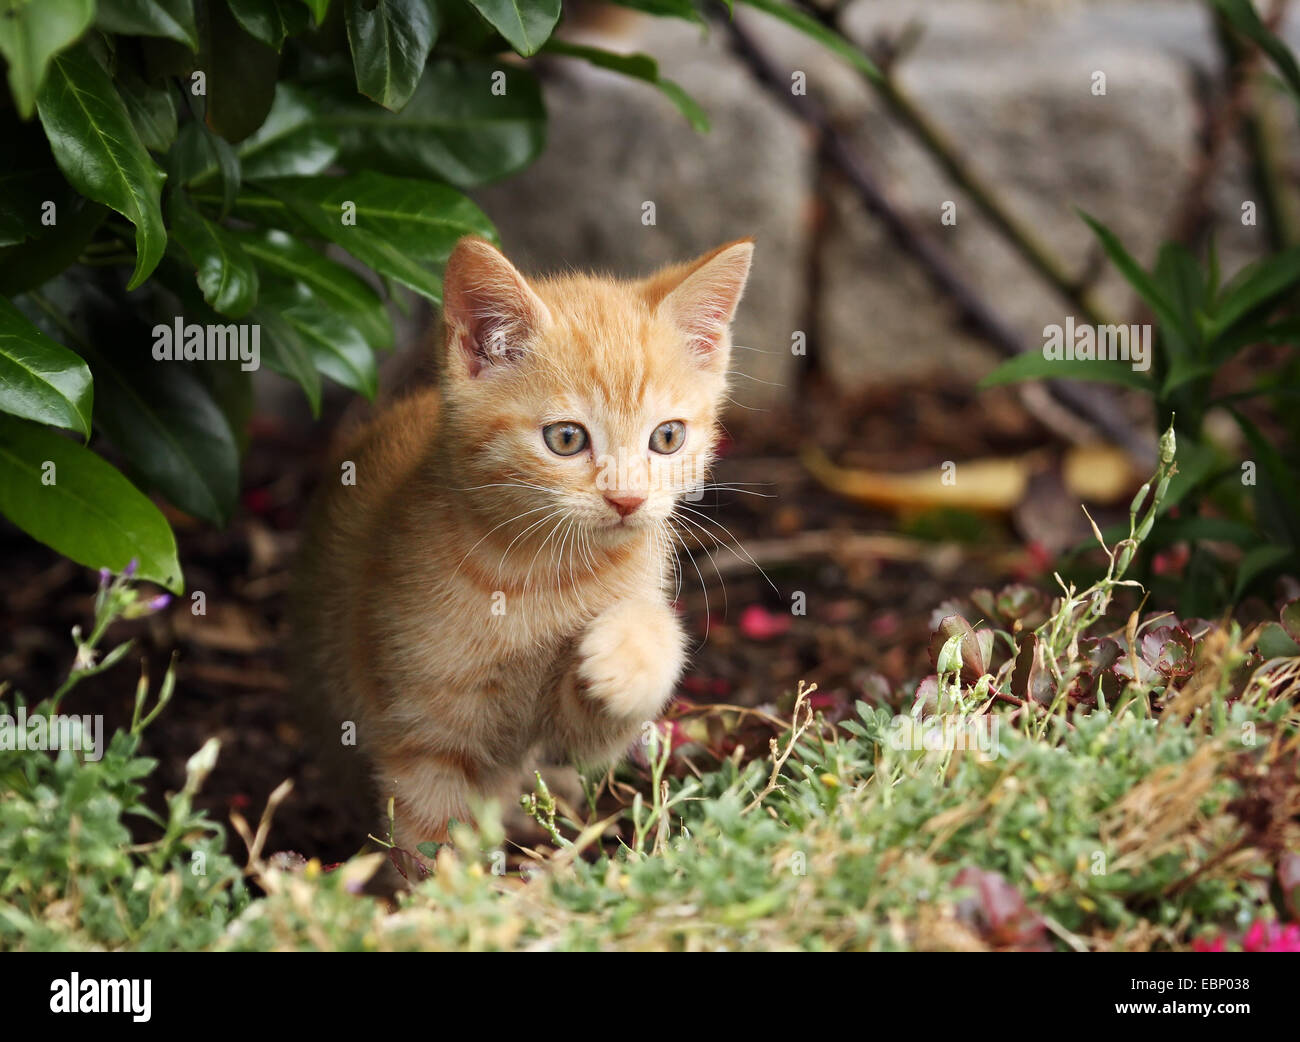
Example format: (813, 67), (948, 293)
(35, 43), (168, 290)
(737, 0), (881, 82)
(261, 171), (495, 301)
(345, 0), (439, 111)
(95, 0), (199, 50)
(90, 330), (241, 527)
(0, 413), (182, 591)
(251, 305), (321, 415)
(177, 86), (336, 185)
(1257, 618), (1300, 658)
(544, 40), (708, 131)
(1230, 407), (1300, 548)
(260, 281), (376, 397)
(0, 297), (92, 437)
(1206, 245), (1300, 344)
(204, 0), (281, 142)
(979, 351), (1151, 391)
(199, 361), (253, 455)
(116, 71), (180, 153)
(227, 0), (310, 50)
(234, 228), (392, 349)
(0, 182), (107, 296)
(1150, 241), (1202, 360)
(1145, 515), (1260, 549)
(168, 193), (260, 317)
(326, 59), (544, 187)
(235, 84), (340, 180)
(467, 0), (558, 57)
(1282, 599), (1300, 643)
(608, 0), (704, 25)
(0, 0), (94, 118)
(188, 184), (315, 237)
(170, 121), (243, 217)
(300, 0), (331, 25)
(1214, 0), (1300, 100)
(1235, 546), (1295, 601)
(1078, 211), (1183, 339)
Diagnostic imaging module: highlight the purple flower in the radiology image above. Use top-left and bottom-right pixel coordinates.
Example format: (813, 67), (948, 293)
(123, 558), (139, 579)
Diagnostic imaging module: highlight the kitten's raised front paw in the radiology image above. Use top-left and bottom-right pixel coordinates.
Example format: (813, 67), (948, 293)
(577, 598), (685, 722)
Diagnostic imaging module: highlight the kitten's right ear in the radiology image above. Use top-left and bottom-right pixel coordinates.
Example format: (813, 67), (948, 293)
(441, 237), (551, 378)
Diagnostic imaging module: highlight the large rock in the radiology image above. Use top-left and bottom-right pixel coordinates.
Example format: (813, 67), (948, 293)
(473, 1), (1273, 397)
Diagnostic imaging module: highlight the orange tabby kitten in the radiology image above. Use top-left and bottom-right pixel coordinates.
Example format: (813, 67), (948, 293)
(291, 235), (754, 853)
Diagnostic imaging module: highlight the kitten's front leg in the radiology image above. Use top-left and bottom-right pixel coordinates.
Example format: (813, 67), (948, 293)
(580, 596), (686, 721)
(546, 597), (686, 763)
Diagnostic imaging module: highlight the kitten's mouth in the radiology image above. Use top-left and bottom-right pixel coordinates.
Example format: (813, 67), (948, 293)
(601, 514), (643, 532)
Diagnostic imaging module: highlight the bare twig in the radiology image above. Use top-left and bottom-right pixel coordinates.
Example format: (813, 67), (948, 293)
(722, 14), (1156, 468)
(801, 1), (1114, 328)
(743, 680), (817, 813)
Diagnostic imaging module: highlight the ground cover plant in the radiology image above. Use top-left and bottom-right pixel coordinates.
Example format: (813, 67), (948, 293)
(4, 430), (1298, 951)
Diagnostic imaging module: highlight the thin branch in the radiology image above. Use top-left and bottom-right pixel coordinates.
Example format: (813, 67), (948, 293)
(798, 0), (1114, 327)
(722, 14), (1156, 467)
(743, 680), (817, 814)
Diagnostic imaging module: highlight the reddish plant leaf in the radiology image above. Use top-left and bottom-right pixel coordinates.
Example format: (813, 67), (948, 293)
(953, 867), (1050, 951)
(928, 614), (985, 683)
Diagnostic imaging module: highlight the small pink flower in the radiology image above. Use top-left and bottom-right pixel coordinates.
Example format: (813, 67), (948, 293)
(1242, 920), (1300, 952)
(739, 604), (792, 641)
(808, 691), (838, 711)
(868, 612), (899, 638)
(1192, 935), (1226, 952)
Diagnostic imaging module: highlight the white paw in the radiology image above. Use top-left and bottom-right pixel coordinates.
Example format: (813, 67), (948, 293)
(577, 598), (685, 721)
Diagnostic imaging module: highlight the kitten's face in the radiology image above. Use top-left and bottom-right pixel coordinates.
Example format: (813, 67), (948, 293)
(438, 238), (753, 548)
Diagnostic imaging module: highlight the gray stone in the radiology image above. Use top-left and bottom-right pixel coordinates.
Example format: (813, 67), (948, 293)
(468, 1), (1282, 397)
(472, 16), (814, 403)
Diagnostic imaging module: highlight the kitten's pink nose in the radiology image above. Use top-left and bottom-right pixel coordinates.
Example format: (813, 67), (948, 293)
(604, 493), (646, 518)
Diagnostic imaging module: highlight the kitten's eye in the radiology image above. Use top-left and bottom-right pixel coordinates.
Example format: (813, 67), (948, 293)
(542, 421), (589, 457)
(649, 420), (686, 455)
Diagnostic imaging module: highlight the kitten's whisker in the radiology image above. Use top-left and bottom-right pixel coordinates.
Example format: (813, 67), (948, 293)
(675, 503), (780, 595)
(660, 521), (684, 603)
(577, 526), (614, 602)
(725, 370), (785, 388)
(721, 395), (769, 413)
(446, 480), (563, 495)
(523, 512), (569, 595)
(669, 513), (728, 625)
(558, 516), (580, 596)
(451, 503), (556, 582)
(693, 485), (778, 498)
(497, 509), (565, 583)
(664, 517), (711, 649)
(650, 520), (680, 601)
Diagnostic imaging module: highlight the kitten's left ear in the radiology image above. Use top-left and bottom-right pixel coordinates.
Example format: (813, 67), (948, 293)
(442, 236), (551, 378)
(654, 238), (754, 368)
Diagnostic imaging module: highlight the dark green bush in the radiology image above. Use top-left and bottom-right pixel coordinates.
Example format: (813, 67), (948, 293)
(0, 0), (852, 590)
